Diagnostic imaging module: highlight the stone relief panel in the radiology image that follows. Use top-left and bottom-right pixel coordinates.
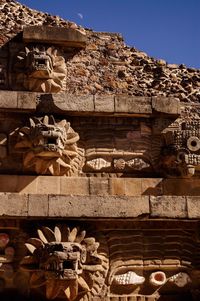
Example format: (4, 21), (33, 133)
(161, 118), (200, 177)
(0, 227), (30, 296)
(13, 46), (66, 93)
(78, 118), (154, 176)
(21, 225), (109, 300)
(3, 112), (200, 177)
(0, 221), (198, 300)
(17, 223), (200, 301)
(15, 115), (83, 176)
(106, 228), (197, 300)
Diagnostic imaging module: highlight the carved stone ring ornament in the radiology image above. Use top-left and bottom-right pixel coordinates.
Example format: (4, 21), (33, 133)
(14, 46), (66, 92)
(187, 136), (200, 152)
(15, 115), (81, 176)
(21, 226), (108, 300)
(149, 271), (167, 287)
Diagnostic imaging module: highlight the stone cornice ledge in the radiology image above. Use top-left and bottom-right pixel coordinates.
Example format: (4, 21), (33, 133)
(0, 193), (198, 219)
(0, 91), (180, 116)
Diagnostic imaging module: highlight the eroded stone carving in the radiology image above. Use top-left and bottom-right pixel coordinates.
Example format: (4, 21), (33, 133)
(14, 46), (66, 92)
(149, 271), (167, 287)
(85, 157), (150, 172)
(21, 226), (108, 300)
(15, 115), (82, 176)
(162, 119), (200, 176)
(114, 271), (145, 286)
(169, 272), (191, 287)
(114, 158), (150, 170)
(0, 233), (15, 292)
(86, 158), (111, 170)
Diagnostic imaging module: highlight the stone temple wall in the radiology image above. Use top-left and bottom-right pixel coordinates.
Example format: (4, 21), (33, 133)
(0, 0), (200, 101)
(0, 1), (200, 301)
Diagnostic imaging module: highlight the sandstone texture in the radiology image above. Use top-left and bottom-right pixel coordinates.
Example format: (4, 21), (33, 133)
(0, 0), (200, 102)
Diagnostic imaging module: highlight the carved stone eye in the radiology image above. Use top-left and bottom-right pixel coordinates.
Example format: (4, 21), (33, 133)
(187, 136), (200, 152)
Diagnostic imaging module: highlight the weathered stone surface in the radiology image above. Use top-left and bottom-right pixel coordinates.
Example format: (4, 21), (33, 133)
(150, 196), (187, 218)
(17, 92), (37, 110)
(15, 176), (37, 194)
(23, 26), (87, 48)
(125, 178), (142, 196)
(0, 175), (19, 192)
(152, 97), (180, 115)
(0, 91), (17, 108)
(36, 176), (60, 194)
(0, 192), (199, 219)
(187, 197), (200, 218)
(1, 1), (200, 102)
(0, 193), (28, 216)
(163, 179), (200, 196)
(0, 91), (37, 110)
(94, 95), (114, 112)
(28, 194), (48, 216)
(109, 178), (126, 195)
(48, 195), (149, 218)
(52, 94), (94, 112)
(89, 178), (109, 195)
(60, 177), (89, 195)
(115, 96), (152, 114)
(141, 178), (163, 196)
(2, 176), (200, 197)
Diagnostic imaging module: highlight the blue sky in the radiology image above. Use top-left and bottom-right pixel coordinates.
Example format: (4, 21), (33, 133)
(18, 0), (200, 68)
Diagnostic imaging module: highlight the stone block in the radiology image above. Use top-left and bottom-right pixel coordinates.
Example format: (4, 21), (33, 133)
(17, 92), (37, 110)
(141, 178), (163, 196)
(48, 195), (149, 218)
(109, 178), (125, 195)
(36, 176), (60, 194)
(115, 95), (152, 114)
(163, 179), (200, 196)
(152, 97), (180, 115)
(89, 178), (109, 195)
(150, 196), (187, 218)
(0, 176), (38, 193)
(17, 176), (37, 194)
(187, 197), (200, 218)
(0, 193), (28, 216)
(60, 177), (89, 195)
(0, 175), (18, 192)
(28, 194), (48, 217)
(94, 95), (114, 112)
(0, 91), (17, 109)
(23, 26), (87, 48)
(125, 178), (142, 196)
(52, 94), (94, 112)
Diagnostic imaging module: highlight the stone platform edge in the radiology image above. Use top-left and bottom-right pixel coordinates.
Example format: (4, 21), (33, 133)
(0, 193), (199, 219)
(1, 175), (200, 197)
(0, 91), (180, 115)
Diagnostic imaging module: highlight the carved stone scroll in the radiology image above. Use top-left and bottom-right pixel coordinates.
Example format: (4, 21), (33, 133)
(15, 115), (82, 176)
(21, 226), (108, 300)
